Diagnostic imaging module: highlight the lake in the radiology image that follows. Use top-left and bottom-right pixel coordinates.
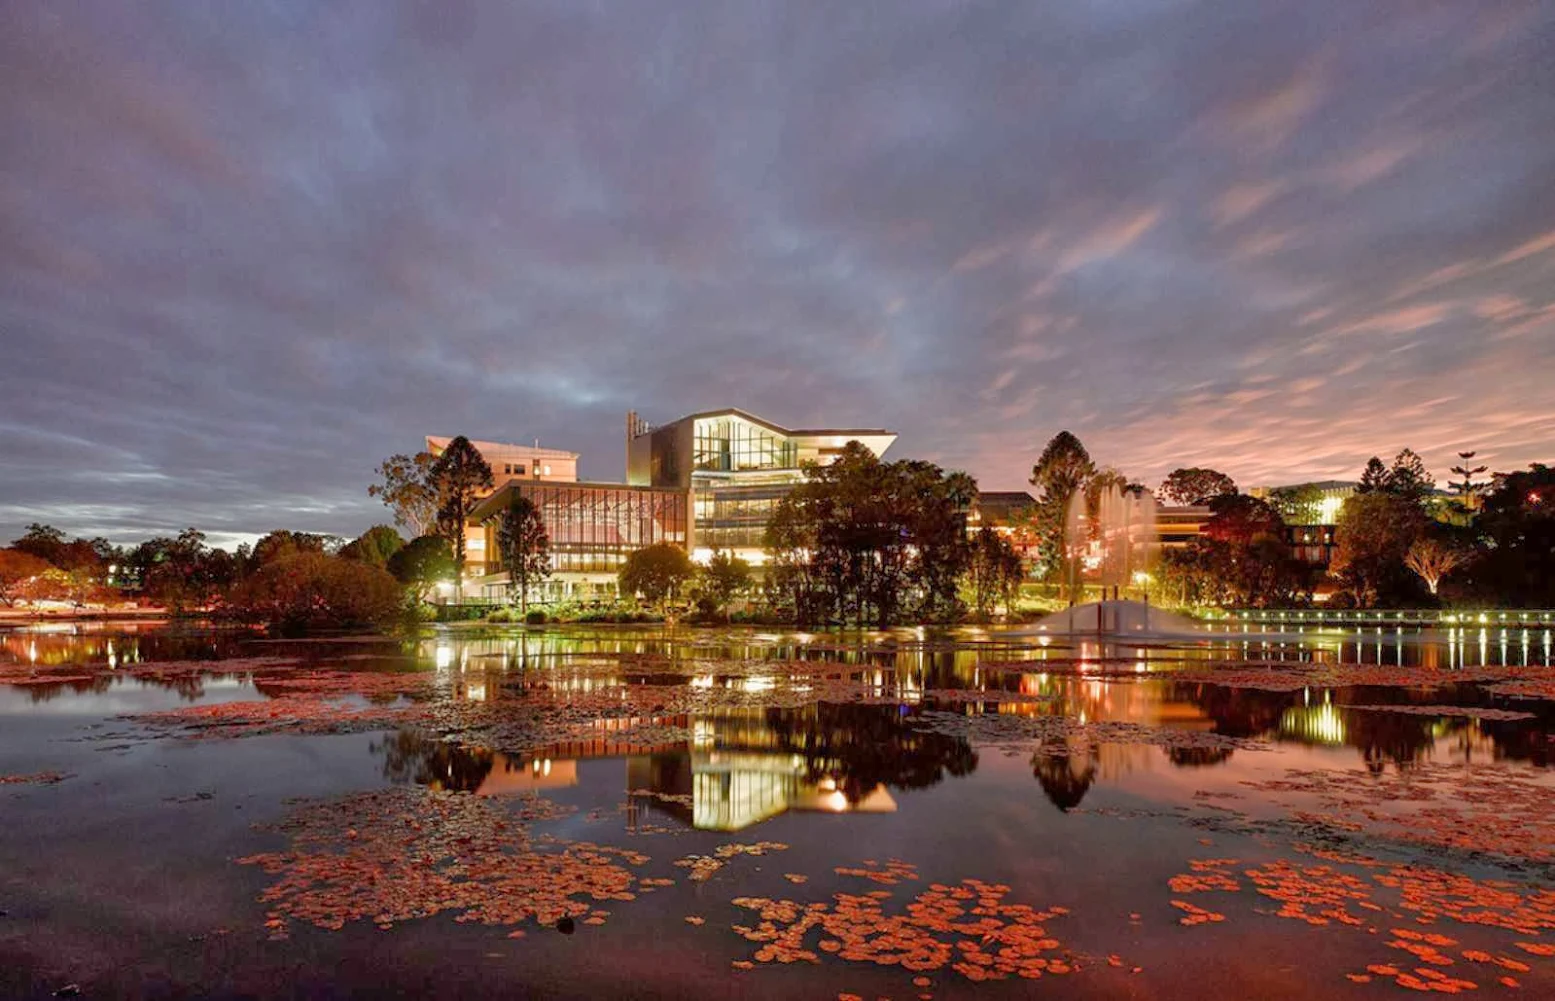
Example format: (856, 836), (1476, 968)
(3, 619), (1554, 999)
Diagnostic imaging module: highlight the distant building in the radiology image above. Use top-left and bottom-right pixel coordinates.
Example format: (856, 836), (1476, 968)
(426, 436), (579, 483)
(1248, 480), (1355, 565)
(425, 436), (584, 576)
(626, 408), (897, 563)
(1155, 505), (1213, 549)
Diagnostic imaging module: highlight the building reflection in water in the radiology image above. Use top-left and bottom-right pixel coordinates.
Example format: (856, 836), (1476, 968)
(369, 703), (976, 833)
(9, 624), (1555, 813)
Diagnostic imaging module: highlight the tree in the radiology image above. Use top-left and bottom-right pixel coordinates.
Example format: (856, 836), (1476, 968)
(1157, 468), (1238, 506)
(11, 524), (108, 578)
(1449, 451), (1488, 500)
(135, 528), (236, 612)
(1163, 496), (1311, 609)
(430, 436), (494, 590)
(11, 524), (68, 565)
(1357, 457), (1390, 494)
(387, 535), (457, 601)
(1267, 483), (1325, 524)
(247, 530), (331, 573)
(1331, 492), (1428, 606)
(495, 496), (551, 616)
(697, 550), (753, 620)
(619, 542), (695, 612)
(0, 549), (51, 606)
(339, 525), (404, 568)
(1404, 537), (1466, 596)
(1028, 431), (1096, 586)
(368, 452), (439, 537)
(1202, 494), (1284, 546)
(764, 443), (977, 627)
(1468, 464), (1555, 607)
(227, 553), (404, 635)
(1385, 448), (1433, 503)
(965, 528), (1024, 618)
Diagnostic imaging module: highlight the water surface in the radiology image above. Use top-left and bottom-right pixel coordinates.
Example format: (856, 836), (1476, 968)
(4, 621), (1554, 999)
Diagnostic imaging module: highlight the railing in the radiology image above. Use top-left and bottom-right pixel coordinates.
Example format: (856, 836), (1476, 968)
(1219, 608), (1555, 628)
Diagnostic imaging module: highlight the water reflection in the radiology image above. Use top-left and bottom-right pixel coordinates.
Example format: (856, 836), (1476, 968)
(369, 703), (977, 832)
(9, 623), (1555, 805)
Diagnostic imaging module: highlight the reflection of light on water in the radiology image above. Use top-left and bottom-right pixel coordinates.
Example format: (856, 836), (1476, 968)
(1280, 703), (1347, 745)
(693, 720), (716, 745)
(465, 681), (485, 702)
(691, 674), (714, 689)
(434, 644), (453, 671)
(742, 676), (774, 693)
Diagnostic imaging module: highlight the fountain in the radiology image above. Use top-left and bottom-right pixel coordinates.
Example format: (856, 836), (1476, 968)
(1026, 481), (1200, 636)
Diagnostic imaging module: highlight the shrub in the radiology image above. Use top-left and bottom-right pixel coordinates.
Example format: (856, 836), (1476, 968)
(486, 607), (516, 623)
(524, 609), (547, 625)
(226, 553), (404, 635)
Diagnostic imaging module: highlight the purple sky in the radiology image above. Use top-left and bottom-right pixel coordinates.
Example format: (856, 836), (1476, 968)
(3, 1), (1553, 548)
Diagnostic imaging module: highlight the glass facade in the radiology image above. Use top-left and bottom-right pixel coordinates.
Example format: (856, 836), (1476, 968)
(692, 484), (790, 551)
(481, 483), (688, 575)
(692, 416), (796, 474)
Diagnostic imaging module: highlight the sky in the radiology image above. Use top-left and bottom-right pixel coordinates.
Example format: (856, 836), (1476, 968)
(2, 1), (1553, 550)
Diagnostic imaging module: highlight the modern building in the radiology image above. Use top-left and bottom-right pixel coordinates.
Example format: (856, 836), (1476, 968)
(425, 436), (584, 577)
(428, 408), (892, 600)
(468, 480), (688, 600)
(625, 408), (898, 562)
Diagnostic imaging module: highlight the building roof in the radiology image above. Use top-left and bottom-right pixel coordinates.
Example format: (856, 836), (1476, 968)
(425, 435), (579, 460)
(1250, 480), (1355, 493)
(631, 407), (894, 440)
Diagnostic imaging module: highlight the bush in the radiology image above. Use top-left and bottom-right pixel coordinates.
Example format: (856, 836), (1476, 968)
(524, 609), (547, 624)
(226, 553), (404, 635)
(486, 607), (517, 623)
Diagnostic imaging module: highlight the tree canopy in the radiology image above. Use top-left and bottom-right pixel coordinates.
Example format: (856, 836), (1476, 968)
(387, 535), (457, 600)
(367, 452), (439, 538)
(1332, 491), (1429, 606)
(495, 496), (550, 615)
(697, 550), (754, 619)
(619, 542), (695, 611)
(766, 442), (976, 627)
(339, 525), (405, 568)
(0, 549), (51, 606)
(1157, 468), (1238, 506)
(1027, 431), (1096, 580)
(429, 436), (494, 582)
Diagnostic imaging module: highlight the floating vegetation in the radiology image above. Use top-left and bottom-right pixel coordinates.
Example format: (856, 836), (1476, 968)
(235, 788), (647, 939)
(1243, 764), (1555, 862)
(674, 842), (788, 881)
(1166, 850), (1555, 992)
(0, 771), (73, 785)
(1339, 704), (1537, 721)
(729, 867), (1091, 988)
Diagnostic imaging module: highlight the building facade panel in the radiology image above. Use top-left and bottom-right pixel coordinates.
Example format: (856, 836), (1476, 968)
(473, 480), (689, 579)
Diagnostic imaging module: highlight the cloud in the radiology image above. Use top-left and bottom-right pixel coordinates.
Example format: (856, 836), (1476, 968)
(0, 0), (1551, 542)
